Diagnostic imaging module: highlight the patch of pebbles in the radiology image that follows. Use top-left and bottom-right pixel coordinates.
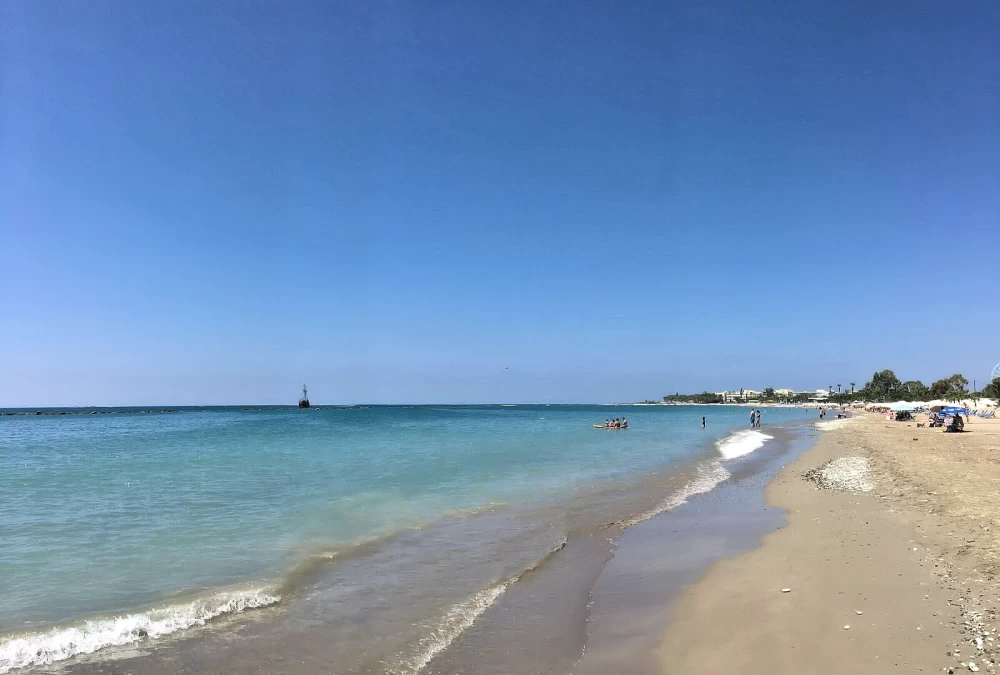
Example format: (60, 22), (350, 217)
(804, 456), (874, 493)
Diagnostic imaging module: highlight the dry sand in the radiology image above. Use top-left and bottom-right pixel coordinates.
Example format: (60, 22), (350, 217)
(658, 413), (1000, 674)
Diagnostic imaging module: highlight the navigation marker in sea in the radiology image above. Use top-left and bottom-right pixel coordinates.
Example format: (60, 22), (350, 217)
(299, 384), (310, 408)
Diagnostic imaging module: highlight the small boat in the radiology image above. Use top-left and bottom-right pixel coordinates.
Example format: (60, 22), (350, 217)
(298, 384), (310, 409)
(593, 424), (628, 429)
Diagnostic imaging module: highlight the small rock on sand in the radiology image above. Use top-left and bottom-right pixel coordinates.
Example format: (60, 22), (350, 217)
(856, 610), (863, 615)
(843, 625), (850, 630)
(781, 588), (791, 593)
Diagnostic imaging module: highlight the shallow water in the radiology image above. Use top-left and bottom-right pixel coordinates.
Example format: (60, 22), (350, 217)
(0, 404), (815, 672)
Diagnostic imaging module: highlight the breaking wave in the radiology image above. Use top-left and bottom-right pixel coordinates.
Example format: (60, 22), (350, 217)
(387, 539), (568, 675)
(0, 587), (279, 674)
(617, 460), (731, 528)
(715, 429), (773, 460)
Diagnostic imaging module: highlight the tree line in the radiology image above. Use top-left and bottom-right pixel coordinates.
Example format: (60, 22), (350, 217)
(658, 374), (1000, 405)
(857, 370), (1000, 403)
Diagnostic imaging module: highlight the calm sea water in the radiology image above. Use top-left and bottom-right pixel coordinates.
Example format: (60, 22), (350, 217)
(0, 404), (815, 673)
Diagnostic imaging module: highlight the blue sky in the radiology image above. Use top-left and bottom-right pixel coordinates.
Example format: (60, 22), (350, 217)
(2, 0), (998, 405)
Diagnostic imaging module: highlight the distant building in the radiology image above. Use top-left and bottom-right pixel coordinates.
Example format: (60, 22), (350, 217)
(716, 389), (762, 402)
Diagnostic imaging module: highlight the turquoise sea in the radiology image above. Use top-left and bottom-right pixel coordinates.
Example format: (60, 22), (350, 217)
(0, 404), (815, 673)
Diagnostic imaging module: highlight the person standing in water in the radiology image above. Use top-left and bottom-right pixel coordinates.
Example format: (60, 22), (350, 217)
(702, 416), (706, 428)
(750, 409), (755, 428)
(755, 409), (761, 428)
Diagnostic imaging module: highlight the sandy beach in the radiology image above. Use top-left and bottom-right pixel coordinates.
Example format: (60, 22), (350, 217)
(659, 412), (1000, 674)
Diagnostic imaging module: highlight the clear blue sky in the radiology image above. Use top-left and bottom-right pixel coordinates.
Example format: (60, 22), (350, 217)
(2, 0), (998, 406)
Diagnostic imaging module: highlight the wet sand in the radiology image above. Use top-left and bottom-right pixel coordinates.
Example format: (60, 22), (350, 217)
(575, 428), (813, 675)
(659, 413), (1000, 674)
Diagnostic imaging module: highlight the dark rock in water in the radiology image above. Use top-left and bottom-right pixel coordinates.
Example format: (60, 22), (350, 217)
(137, 628), (148, 638)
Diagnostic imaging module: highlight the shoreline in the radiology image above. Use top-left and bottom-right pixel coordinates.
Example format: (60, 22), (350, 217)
(575, 423), (817, 675)
(2, 410), (815, 675)
(658, 413), (1000, 673)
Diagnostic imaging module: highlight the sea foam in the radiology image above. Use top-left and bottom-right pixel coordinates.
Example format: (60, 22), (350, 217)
(0, 587), (279, 674)
(715, 429), (773, 460)
(387, 582), (509, 675)
(620, 461), (731, 528)
(387, 539), (568, 675)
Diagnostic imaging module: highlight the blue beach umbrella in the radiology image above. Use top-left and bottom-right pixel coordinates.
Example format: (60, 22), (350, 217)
(940, 406), (969, 416)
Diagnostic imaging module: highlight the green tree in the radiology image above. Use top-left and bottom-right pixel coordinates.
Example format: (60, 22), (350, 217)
(948, 374), (969, 401)
(901, 380), (930, 401)
(982, 378), (1000, 400)
(863, 369), (902, 402)
(850, 382), (856, 396)
(763, 387), (775, 400)
(930, 374), (968, 400)
(662, 392), (725, 404)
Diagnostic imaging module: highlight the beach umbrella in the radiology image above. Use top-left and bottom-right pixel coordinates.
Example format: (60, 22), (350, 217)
(940, 406), (969, 416)
(891, 403), (915, 412)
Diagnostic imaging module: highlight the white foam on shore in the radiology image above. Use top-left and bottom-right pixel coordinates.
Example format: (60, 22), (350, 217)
(620, 461), (731, 528)
(388, 582), (509, 675)
(389, 539), (568, 674)
(715, 429), (773, 460)
(0, 587), (279, 674)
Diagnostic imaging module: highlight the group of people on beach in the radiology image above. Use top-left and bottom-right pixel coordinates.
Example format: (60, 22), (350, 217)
(601, 417), (628, 429)
(749, 409), (762, 428)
